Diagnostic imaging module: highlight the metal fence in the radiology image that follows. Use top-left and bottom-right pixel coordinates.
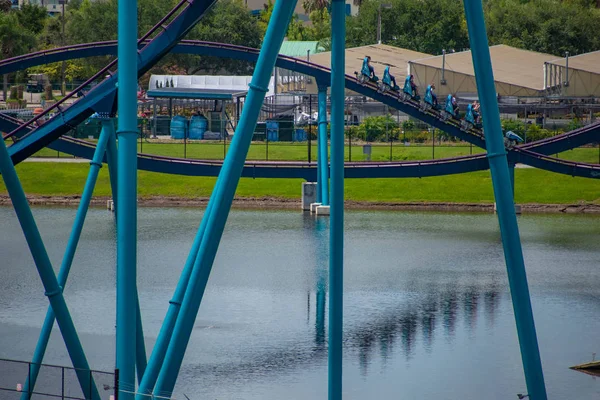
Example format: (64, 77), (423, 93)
(0, 358), (116, 400)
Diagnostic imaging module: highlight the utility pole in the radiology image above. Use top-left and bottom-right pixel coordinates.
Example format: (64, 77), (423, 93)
(60, 0), (67, 96)
(376, 3), (392, 45)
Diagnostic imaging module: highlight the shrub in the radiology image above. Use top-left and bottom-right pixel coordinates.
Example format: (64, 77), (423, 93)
(357, 115), (398, 142)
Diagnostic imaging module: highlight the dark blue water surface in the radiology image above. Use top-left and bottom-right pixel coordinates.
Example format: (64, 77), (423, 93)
(0, 207), (599, 399)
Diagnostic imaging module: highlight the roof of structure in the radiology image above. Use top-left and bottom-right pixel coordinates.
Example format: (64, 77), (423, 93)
(546, 50), (600, 74)
(309, 44), (431, 81)
(410, 45), (557, 90)
(147, 88), (248, 100)
(149, 74), (275, 94)
(279, 41), (325, 58)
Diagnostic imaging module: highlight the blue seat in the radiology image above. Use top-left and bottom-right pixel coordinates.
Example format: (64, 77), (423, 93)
(424, 85), (434, 105)
(403, 76), (417, 98)
(505, 130), (524, 142)
(382, 66), (399, 91)
(465, 104), (476, 124)
(444, 94), (456, 117)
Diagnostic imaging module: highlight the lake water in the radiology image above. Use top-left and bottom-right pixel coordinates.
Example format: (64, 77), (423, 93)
(0, 206), (599, 399)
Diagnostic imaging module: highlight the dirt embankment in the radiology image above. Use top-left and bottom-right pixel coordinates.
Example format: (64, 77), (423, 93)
(1, 195), (599, 214)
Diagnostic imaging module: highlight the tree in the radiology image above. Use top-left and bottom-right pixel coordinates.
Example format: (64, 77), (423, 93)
(257, 0), (307, 39)
(0, 12), (37, 60)
(346, 0), (469, 54)
(67, 0), (83, 12)
(28, 60), (89, 83)
(67, 0), (118, 43)
(0, 12), (37, 100)
(169, 0), (263, 75)
(286, 8), (331, 44)
(137, 0), (179, 38)
(302, 0), (329, 14)
(485, 0), (600, 56)
(17, 4), (48, 35)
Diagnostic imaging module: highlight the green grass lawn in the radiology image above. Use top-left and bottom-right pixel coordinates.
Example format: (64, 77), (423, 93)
(33, 141), (481, 161)
(551, 147), (600, 164)
(2, 162), (599, 205)
(32, 140), (600, 163)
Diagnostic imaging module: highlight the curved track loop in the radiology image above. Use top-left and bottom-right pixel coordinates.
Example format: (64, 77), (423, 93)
(1, 41), (599, 179)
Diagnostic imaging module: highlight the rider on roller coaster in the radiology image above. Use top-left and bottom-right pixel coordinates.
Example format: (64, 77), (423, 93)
(362, 56), (376, 80)
(383, 66), (398, 89)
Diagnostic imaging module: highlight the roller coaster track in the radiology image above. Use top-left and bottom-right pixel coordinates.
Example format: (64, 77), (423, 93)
(1, 41), (599, 179)
(2, 0), (219, 165)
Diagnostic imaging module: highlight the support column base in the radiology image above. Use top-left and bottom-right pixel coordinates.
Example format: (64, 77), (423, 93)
(315, 205), (330, 216)
(310, 202), (321, 213)
(494, 202), (521, 215)
(302, 182), (317, 211)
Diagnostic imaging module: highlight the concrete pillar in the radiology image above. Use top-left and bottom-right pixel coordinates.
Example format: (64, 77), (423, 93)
(316, 205), (331, 216)
(302, 182), (317, 211)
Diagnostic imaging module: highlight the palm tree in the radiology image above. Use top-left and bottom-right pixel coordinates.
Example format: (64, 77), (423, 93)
(302, 0), (330, 14)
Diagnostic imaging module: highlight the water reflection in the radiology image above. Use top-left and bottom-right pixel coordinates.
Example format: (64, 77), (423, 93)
(313, 216), (328, 350)
(441, 286), (459, 340)
(304, 214), (503, 376)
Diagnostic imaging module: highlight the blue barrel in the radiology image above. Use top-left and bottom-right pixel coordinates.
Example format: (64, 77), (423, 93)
(170, 116), (188, 139)
(189, 115), (208, 140)
(267, 129), (279, 141)
(266, 120), (279, 142)
(294, 128), (307, 142)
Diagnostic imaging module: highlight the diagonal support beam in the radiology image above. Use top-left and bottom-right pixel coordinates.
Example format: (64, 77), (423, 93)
(20, 121), (112, 400)
(136, 293), (147, 383)
(463, 0), (547, 399)
(151, 1), (299, 396)
(0, 135), (100, 400)
(135, 199), (214, 398)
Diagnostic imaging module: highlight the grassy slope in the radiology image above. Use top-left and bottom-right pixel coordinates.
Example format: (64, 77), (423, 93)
(2, 163), (599, 204)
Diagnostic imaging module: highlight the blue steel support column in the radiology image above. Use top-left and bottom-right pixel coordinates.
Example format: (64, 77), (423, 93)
(317, 141), (322, 204)
(318, 85), (329, 206)
(463, 1), (547, 399)
(21, 124), (112, 400)
(135, 200), (214, 398)
(0, 143), (100, 400)
(103, 119), (146, 385)
(329, 1), (345, 399)
(116, 0), (138, 397)
(152, 1), (298, 396)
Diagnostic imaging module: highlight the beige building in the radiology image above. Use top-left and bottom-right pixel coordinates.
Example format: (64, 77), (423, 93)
(307, 44), (431, 94)
(408, 45), (558, 98)
(544, 51), (600, 97)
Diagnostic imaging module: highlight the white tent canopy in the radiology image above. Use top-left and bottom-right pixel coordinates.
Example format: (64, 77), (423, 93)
(149, 75), (276, 94)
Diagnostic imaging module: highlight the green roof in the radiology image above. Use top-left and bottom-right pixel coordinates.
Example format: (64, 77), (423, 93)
(278, 41), (325, 57)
